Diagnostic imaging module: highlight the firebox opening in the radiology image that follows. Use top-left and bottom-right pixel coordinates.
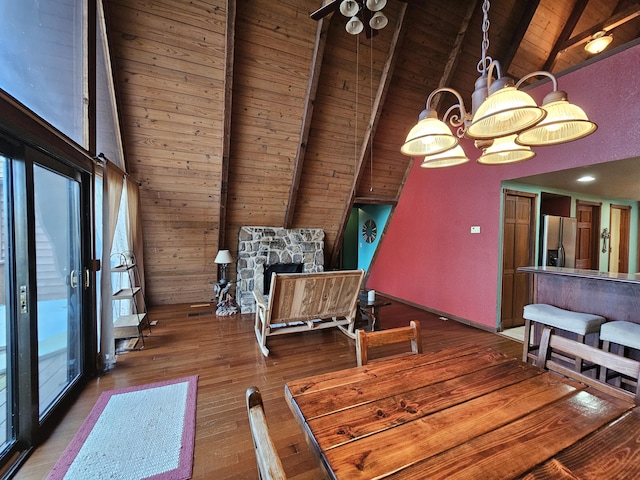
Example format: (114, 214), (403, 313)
(264, 263), (303, 294)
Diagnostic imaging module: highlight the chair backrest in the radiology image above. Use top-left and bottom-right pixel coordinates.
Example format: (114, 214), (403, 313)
(246, 387), (287, 480)
(356, 320), (422, 367)
(536, 327), (640, 405)
(267, 270), (364, 323)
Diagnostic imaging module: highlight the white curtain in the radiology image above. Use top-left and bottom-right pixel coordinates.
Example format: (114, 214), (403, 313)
(99, 162), (124, 369)
(126, 178), (145, 292)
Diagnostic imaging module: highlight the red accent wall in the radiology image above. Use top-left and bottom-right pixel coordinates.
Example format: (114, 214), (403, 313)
(367, 43), (640, 329)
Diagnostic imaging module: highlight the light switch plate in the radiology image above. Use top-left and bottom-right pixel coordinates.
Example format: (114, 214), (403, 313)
(470, 226), (481, 234)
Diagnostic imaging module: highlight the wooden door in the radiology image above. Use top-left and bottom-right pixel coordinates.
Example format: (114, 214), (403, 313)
(501, 191), (536, 329)
(609, 205), (630, 274)
(575, 201), (601, 270)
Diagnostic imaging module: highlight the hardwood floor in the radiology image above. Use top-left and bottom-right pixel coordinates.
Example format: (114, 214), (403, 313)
(14, 299), (522, 479)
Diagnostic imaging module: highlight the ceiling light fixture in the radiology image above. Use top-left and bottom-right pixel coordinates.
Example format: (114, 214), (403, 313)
(577, 175), (596, 182)
(339, 0), (388, 35)
(401, 0), (597, 167)
(584, 31), (613, 55)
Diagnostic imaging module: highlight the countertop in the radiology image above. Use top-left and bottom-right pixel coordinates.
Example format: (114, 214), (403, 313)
(518, 266), (640, 285)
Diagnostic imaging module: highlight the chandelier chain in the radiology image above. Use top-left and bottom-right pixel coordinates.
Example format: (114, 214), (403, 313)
(478, 0), (491, 74)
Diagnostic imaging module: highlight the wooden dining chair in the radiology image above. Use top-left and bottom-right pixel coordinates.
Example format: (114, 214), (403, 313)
(356, 320), (422, 367)
(246, 386), (287, 480)
(536, 327), (640, 405)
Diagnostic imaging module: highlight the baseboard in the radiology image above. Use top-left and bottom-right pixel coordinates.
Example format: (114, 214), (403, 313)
(376, 292), (498, 333)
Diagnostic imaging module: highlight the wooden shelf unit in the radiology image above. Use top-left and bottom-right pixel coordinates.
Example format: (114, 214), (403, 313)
(111, 252), (149, 352)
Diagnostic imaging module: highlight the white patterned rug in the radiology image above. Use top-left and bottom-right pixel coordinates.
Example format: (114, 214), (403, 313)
(46, 376), (198, 480)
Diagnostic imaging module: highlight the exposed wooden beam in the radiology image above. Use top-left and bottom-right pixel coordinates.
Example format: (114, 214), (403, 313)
(329, 3), (409, 269)
(310, 0), (339, 21)
(433, 0), (479, 113)
(558, 3), (640, 53)
(219, 0), (236, 250)
(542, 0), (590, 72)
(499, 0), (541, 72)
(284, 17), (331, 228)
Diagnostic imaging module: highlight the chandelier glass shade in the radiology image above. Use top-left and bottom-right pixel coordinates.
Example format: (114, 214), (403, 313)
(477, 135), (535, 165)
(399, 110), (459, 157)
(420, 145), (469, 168)
(400, 0), (597, 167)
(466, 83), (546, 140)
(515, 91), (598, 146)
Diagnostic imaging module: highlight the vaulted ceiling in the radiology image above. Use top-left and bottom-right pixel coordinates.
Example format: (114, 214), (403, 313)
(105, 0), (640, 305)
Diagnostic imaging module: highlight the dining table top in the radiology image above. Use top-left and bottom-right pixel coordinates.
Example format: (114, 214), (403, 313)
(284, 343), (640, 479)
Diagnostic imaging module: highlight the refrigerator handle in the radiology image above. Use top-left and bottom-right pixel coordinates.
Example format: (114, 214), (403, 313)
(558, 244), (566, 267)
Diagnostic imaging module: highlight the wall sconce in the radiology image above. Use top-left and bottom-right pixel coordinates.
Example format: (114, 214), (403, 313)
(214, 249), (234, 285)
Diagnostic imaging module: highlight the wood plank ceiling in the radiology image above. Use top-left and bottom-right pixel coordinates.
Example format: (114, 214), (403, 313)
(105, 0), (640, 305)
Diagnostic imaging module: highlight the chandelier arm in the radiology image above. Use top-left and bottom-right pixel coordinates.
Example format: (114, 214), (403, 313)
(443, 104), (466, 136)
(515, 71), (558, 91)
(485, 59), (502, 90)
(426, 87), (469, 119)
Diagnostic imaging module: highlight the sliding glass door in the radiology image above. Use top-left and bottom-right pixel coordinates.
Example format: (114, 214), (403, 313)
(33, 164), (83, 418)
(0, 143), (92, 466)
(0, 157), (9, 450)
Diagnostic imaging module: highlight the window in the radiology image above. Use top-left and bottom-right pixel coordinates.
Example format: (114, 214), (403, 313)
(0, 0), (86, 145)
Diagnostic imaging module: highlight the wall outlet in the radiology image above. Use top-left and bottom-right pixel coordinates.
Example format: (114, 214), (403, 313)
(470, 226), (481, 234)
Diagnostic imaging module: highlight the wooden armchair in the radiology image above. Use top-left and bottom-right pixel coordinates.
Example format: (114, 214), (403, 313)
(355, 320), (422, 367)
(246, 387), (287, 480)
(536, 327), (640, 405)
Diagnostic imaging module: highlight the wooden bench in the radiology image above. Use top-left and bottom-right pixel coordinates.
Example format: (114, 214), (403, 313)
(253, 270), (364, 356)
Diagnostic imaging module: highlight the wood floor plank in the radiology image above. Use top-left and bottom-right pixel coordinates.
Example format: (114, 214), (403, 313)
(14, 299), (523, 479)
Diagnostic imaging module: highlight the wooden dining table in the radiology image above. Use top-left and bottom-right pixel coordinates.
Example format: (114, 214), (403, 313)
(284, 343), (640, 479)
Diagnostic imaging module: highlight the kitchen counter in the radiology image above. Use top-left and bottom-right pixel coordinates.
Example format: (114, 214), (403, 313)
(519, 266), (640, 284)
(518, 266), (640, 323)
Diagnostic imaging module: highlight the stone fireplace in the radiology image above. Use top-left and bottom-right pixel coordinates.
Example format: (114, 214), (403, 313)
(236, 226), (325, 313)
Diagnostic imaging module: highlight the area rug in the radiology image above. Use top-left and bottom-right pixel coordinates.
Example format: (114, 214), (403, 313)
(46, 375), (198, 480)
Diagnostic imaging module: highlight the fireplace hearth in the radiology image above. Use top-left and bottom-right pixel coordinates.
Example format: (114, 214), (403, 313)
(236, 227), (324, 313)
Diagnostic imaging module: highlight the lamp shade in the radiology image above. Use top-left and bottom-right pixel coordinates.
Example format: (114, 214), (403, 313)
(400, 110), (459, 156)
(516, 92), (597, 146)
(420, 145), (469, 168)
(340, 0), (360, 17)
(369, 11), (388, 30)
(345, 15), (364, 35)
(467, 82), (546, 140)
(214, 249), (233, 264)
(366, 0), (387, 11)
(477, 135), (536, 165)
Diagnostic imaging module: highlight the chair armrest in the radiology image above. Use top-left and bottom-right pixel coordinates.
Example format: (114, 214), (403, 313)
(253, 290), (268, 309)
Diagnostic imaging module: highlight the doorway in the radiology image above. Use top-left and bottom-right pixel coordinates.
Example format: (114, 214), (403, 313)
(609, 205), (631, 273)
(575, 201), (601, 270)
(501, 190), (536, 330)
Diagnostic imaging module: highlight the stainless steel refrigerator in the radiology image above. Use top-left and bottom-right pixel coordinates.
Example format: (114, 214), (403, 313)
(541, 215), (577, 267)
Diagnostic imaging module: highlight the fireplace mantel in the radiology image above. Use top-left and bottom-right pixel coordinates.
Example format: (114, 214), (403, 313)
(236, 227), (324, 313)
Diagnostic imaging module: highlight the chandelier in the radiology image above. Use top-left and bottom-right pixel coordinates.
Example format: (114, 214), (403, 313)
(339, 0), (388, 35)
(400, 0), (597, 168)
